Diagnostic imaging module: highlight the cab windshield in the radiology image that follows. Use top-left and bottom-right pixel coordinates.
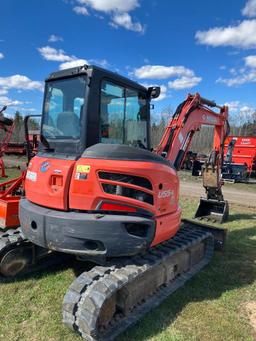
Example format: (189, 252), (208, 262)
(42, 76), (86, 139)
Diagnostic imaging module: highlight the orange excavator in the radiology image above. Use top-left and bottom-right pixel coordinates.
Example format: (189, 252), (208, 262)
(2, 65), (229, 339)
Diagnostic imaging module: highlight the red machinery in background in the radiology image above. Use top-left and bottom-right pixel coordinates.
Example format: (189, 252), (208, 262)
(4, 132), (39, 155)
(0, 105), (15, 178)
(222, 135), (256, 182)
(0, 111), (40, 229)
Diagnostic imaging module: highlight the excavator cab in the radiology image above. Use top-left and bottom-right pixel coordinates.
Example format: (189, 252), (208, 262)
(40, 65), (157, 157)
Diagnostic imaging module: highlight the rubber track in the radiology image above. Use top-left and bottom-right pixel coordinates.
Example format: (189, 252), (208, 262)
(0, 228), (65, 278)
(63, 226), (214, 340)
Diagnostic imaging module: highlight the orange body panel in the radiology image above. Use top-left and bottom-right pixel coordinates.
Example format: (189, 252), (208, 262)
(69, 158), (181, 246)
(25, 156), (75, 210)
(0, 197), (20, 228)
(0, 173), (24, 229)
(152, 209), (181, 246)
(224, 136), (256, 171)
(25, 155), (182, 246)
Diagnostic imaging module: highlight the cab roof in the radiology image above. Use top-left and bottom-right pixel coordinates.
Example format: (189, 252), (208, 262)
(45, 64), (147, 92)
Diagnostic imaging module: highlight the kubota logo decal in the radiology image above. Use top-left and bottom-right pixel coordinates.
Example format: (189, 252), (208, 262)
(40, 161), (50, 172)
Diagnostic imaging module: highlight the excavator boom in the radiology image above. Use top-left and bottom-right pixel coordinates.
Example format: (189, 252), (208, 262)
(156, 93), (229, 222)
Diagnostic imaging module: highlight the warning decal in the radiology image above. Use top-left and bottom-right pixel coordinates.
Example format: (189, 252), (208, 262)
(76, 165), (91, 173)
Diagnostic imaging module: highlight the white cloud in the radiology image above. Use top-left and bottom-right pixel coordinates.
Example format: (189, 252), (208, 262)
(224, 101), (255, 123)
(59, 59), (88, 70)
(168, 76), (202, 90)
(111, 13), (144, 33)
(244, 55), (256, 68)
(133, 65), (194, 79)
(0, 88), (8, 95)
(48, 34), (63, 42)
(77, 0), (139, 13)
(0, 96), (23, 106)
(242, 0), (256, 17)
(217, 53), (256, 86)
(90, 58), (108, 67)
(133, 64), (201, 91)
(240, 105), (254, 113)
(38, 46), (75, 62)
(38, 46), (108, 70)
(59, 57), (110, 70)
(74, 0), (143, 33)
(0, 75), (43, 91)
(224, 101), (241, 112)
(0, 53), (4, 59)
(73, 6), (89, 15)
(195, 20), (256, 49)
(216, 70), (256, 86)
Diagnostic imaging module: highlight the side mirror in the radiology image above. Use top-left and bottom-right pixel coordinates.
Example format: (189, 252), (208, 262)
(0, 105), (7, 114)
(148, 86), (161, 99)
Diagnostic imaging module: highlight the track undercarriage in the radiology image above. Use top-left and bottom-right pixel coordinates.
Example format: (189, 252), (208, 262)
(0, 220), (226, 340)
(63, 220), (225, 341)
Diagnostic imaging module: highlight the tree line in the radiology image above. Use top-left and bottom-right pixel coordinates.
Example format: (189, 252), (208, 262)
(0, 108), (255, 154)
(151, 107), (256, 153)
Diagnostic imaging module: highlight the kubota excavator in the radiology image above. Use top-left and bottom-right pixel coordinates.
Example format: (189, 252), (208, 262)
(1, 65), (229, 340)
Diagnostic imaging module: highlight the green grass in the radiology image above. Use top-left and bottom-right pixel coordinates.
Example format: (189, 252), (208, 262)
(119, 199), (256, 341)
(0, 168), (21, 183)
(0, 186), (255, 340)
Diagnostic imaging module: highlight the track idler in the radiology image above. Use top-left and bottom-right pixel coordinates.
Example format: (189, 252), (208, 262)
(0, 228), (67, 278)
(0, 245), (32, 277)
(0, 228), (30, 277)
(194, 198), (229, 224)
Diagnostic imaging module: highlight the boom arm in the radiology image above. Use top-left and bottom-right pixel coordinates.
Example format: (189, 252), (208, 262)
(155, 93), (229, 206)
(155, 93), (229, 170)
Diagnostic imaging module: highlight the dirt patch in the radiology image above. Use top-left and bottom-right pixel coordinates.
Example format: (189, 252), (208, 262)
(180, 180), (256, 208)
(241, 301), (256, 338)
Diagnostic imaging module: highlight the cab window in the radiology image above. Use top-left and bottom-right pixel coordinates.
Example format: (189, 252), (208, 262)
(42, 76), (86, 139)
(100, 80), (148, 147)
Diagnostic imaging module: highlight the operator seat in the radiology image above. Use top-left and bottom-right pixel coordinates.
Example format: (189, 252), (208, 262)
(56, 111), (79, 137)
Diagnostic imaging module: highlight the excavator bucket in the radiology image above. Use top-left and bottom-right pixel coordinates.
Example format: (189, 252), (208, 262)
(195, 163), (229, 224)
(195, 198), (229, 224)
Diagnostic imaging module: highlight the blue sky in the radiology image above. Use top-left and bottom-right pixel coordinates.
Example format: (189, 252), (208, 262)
(0, 0), (255, 122)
